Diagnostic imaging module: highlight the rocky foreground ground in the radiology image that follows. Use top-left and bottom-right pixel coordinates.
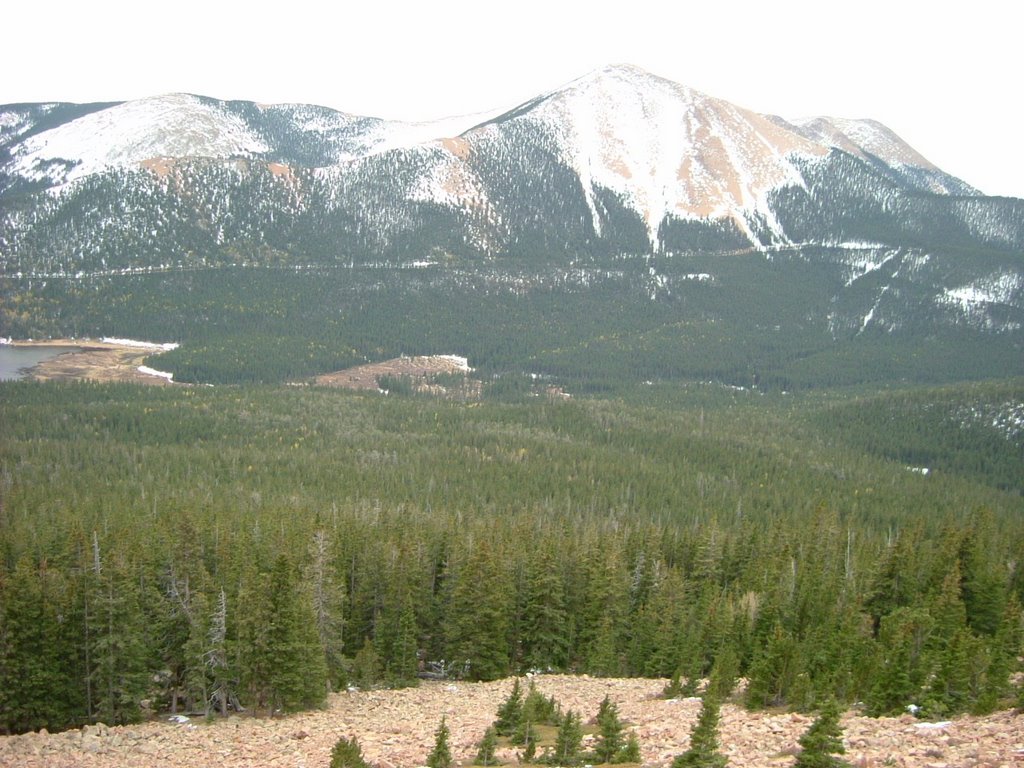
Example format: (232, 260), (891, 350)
(1, 676), (1021, 768)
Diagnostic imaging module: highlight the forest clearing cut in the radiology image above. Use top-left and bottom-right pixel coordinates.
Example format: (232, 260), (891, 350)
(1, 676), (1021, 768)
(314, 354), (481, 398)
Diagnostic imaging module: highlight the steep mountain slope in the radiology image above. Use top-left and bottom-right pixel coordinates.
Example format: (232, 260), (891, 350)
(470, 64), (828, 247)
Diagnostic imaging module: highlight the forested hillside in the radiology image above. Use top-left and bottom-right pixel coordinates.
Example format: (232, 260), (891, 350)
(1, 381), (1021, 734)
(5, 244), (1023, 391)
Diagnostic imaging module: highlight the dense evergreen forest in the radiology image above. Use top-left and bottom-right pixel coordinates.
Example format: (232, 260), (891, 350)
(1, 379), (1021, 734)
(4, 245), (1022, 391)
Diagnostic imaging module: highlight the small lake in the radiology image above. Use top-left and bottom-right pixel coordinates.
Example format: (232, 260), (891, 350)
(0, 345), (82, 381)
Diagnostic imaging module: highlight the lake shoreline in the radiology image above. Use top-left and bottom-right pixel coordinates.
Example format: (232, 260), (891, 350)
(1, 338), (179, 385)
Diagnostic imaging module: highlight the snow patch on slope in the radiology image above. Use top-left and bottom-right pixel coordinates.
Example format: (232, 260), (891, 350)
(137, 365), (174, 382)
(942, 272), (1022, 309)
(954, 400), (1024, 443)
(842, 250), (900, 286)
(102, 337), (180, 351)
(407, 145), (487, 209)
(858, 286), (891, 335)
(11, 94), (269, 185)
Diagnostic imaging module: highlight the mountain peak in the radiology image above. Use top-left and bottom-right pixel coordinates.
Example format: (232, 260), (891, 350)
(500, 63), (826, 246)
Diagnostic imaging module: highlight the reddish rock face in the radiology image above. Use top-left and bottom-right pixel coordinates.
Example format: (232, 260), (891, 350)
(1, 676), (1021, 768)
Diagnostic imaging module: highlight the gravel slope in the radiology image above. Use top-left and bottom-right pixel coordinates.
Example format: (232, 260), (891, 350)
(2, 676), (1021, 767)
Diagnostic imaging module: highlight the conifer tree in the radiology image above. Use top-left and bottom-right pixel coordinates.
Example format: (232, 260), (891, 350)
(707, 646), (739, 701)
(207, 587), (233, 716)
(643, 568), (689, 677)
(579, 545), (627, 675)
(308, 530), (346, 690)
(663, 669), (685, 699)
(331, 735), (370, 768)
(494, 677), (524, 736)
(588, 614), (623, 676)
(793, 698), (848, 768)
(474, 725), (499, 766)
(0, 557), (75, 732)
(520, 684), (561, 729)
(957, 510), (1008, 637)
(427, 716), (453, 768)
(514, 680), (561, 746)
(265, 554), (329, 712)
(923, 627), (977, 717)
(617, 732), (641, 764)
(181, 589), (212, 715)
(521, 547), (569, 671)
(352, 639), (383, 690)
(553, 709), (583, 766)
(237, 555), (328, 713)
(744, 623), (795, 709)
(672, 695), (727, 768)
(974, 593), (1021, 714)
(521, 721), (538, 763)
(378, 584), (420, 688)
(444, 540), (512, 681)
(89, 551), (149, 726)
(865, 607), (928, 717)
(678, 645), (704, 697)
(594, 695), (625, 764)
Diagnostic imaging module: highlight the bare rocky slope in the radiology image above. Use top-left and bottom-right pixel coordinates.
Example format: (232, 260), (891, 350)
(1, 676), (1020, 768)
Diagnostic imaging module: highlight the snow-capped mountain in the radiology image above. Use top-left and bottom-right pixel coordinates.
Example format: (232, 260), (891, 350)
(1, 64), (1022, 344)
(468, 64), (831, 246)
(1, 64), (1015, 250)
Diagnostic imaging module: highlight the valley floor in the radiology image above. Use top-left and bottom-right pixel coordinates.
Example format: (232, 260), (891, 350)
(1, 676), (1020, 768)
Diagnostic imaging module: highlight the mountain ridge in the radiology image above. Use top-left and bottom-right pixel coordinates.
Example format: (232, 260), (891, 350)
(3, 63), (1021, 269)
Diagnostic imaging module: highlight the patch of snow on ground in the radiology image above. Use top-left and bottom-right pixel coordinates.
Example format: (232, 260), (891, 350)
(823, 240), (889, 249)
(843, 250), (898, 287)
(954, 400), (1024, 443)
(102, 337), (179, 351)
(137, 366), (174, 382)
(857, 286), (890, 334)
(437, 355), (471, 372)
(943, 272), (1022, 309)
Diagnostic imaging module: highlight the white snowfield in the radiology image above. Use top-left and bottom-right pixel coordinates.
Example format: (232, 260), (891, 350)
(11, 94), (269, 185)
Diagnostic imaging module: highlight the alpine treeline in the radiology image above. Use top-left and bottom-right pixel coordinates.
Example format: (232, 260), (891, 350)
(0, 381), (1021, 734)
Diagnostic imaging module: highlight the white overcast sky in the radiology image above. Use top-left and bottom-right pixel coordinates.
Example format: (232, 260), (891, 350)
(4, 0), (1022, 198)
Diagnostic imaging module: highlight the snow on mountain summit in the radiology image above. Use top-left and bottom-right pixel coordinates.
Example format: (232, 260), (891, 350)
(495, 64), (829, 246)
(11, 93), (270, 185)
